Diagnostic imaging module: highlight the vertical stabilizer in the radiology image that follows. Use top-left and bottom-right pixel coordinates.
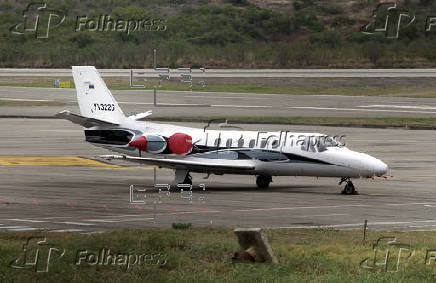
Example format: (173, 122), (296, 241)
(72, 66), (125, 124)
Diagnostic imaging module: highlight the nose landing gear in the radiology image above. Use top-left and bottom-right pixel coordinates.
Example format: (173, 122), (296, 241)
(256, 175), (272, 189)
(339, 177), (358, 195)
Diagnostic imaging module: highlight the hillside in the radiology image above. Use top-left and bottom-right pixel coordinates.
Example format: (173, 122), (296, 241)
(1, 0), (436, 68)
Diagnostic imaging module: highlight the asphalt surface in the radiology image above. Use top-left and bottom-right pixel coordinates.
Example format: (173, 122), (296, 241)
(1, 119), (436, 233)
(3, 86), (436, 118)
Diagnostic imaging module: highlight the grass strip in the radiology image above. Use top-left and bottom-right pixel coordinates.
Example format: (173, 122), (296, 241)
(1, 79), (436, 97)
(0, 227), (435, 282)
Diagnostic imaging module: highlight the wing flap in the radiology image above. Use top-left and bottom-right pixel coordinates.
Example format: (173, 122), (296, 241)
(100, 155), (256, 172)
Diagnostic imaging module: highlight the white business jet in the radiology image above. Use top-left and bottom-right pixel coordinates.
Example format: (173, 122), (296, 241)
(56, 66), (388, 194)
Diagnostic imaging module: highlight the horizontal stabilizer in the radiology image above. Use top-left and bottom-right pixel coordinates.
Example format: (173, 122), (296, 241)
(128, 110), (152, 121)
(55, 110), (118, 128)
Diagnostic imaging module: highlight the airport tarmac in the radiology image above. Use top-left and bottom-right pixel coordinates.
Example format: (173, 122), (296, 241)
(1, 119), (436, 233)
(3, 86), (436, 118)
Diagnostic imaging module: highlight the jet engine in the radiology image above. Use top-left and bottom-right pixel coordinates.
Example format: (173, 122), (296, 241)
(129, 135), (167, 155)
(129, 133), (192, 156)
(168, 133), (193, 155)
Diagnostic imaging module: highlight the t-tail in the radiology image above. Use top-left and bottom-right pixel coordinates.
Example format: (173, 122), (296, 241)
(72, 66), (125, 124)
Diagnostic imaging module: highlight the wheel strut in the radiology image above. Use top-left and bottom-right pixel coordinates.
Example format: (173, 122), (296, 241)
(340, 178), (358, 195)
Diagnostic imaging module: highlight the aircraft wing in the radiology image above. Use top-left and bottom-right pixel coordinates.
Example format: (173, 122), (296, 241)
(100, 155), (256, 172)
(55, 110), (119, 128)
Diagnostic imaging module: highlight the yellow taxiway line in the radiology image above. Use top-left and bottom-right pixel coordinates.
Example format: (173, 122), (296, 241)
(0, 156), (152, 170)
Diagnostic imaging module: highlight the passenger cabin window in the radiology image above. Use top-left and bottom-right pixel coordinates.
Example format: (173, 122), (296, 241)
(238, 138), (244, 148)
(249, 139), (255, 148)
(260, 139), (267, 148)
(272, 140), (279, 148)
(214, 138), (221, 147)
(226, 139), (232, 148)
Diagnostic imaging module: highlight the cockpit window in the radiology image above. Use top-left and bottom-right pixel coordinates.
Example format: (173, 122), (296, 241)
(317, 136), (342, 152)
(300, 135), (343, 152)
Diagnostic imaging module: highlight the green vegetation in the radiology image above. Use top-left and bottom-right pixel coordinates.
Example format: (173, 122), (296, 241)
(152, 116), (436, 130)
(2, 0), (436, 68)
(1, 228), (436, 282)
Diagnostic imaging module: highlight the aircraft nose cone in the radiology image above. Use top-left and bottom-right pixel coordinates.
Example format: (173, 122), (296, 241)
(372, 158), (388, 176)
(356, 153), (388, 177)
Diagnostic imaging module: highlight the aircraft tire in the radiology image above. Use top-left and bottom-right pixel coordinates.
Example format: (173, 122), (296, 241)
(256, 175), (272, 189)
(181, 174), (193, 186)
(342, 181), (357, 195)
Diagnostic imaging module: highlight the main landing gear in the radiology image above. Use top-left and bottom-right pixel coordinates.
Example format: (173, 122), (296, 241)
(256, 175), (272, 189)
(339, 177), (358, 195)
(181, 174), (193, 186)
(175, 169), (193, 185)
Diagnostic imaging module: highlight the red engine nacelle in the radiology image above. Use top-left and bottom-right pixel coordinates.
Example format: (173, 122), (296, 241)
(168, 133), (193, 155)
(129, 136), (147, 152)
